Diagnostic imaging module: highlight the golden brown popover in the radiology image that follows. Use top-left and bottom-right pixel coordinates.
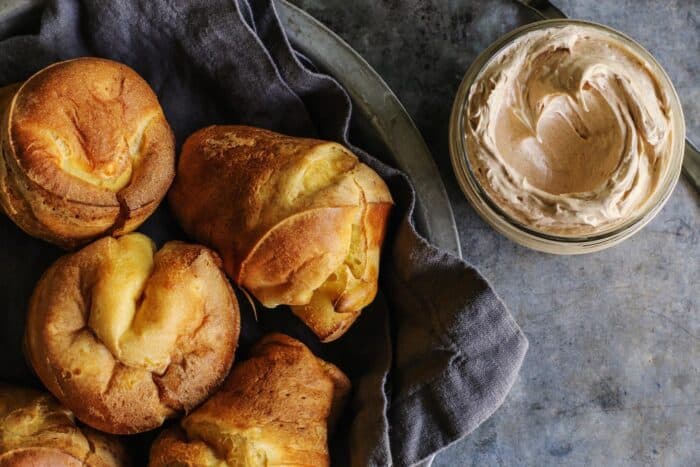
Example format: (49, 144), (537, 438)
(169, 125), (393, 342)
(0, 57), (175, 249)
(24, 233), (240, 434)
(148, 333), (350, 467)
(0, 384), (128, 466)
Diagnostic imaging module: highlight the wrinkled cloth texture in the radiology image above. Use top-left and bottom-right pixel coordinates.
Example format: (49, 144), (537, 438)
(0, 0), (528, 465)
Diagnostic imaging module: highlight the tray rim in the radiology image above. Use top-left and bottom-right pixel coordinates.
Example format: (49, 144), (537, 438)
(0, 0), (461, 258)
(277, 0), (461, 258)
(0, 2), (450, 465)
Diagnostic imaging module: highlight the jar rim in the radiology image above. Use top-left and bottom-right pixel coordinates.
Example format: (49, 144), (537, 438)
(448, 19), (686, 254)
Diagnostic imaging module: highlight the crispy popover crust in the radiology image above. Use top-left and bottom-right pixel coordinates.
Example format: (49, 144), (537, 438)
(0, 58), (175, 249)
(24, 233), (240, 434)
(0, 384), (128, 466)
(149, 333), (350, 467)
(169, 125), (392, 342)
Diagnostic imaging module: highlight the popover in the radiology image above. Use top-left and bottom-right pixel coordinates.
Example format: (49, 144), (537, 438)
(24, 233), (240, 434)
(0, 383), (128, 466)
(149, 333), (350, 466)
(0, 58), (175, 249)
(169, 125), (392, 342)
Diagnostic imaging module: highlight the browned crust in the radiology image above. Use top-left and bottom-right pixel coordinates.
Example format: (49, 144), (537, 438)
(169, 125), (392, 341)
(0, 384), (129, 466)
(0, 58), (175, 249)
(170, 125), (329, 278)
(149, 426), (222, 466)
(238, 206), (359, 305)
(289, 201), (392, 342)
(24, 235), (241, 434)
(0, 448), (84, 467)
(148, 333), (350, 467)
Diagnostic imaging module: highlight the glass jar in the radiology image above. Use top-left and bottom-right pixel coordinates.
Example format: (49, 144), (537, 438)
(449, 19), (686, 254)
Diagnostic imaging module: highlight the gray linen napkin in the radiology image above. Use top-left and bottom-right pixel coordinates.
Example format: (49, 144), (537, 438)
(0, 0), (528, 465)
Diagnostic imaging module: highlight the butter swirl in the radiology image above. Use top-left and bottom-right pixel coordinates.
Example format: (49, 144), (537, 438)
(466, 25), (678, 235)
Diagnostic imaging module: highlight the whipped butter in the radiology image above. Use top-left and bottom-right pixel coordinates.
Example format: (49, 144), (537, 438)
(465, 25), (677, 235)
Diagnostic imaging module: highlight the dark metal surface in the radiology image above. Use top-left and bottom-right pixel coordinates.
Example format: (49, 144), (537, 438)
(684, 140), (700, 194)
(514, 0), (566, 18)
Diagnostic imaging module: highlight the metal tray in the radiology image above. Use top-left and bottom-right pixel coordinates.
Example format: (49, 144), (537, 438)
(0, 1), (455, 464)
(0, 0), (460, 256)
(277, 0), (460, 257)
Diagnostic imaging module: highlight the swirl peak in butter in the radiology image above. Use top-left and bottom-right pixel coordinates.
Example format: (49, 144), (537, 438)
(465, 24), (679, 235)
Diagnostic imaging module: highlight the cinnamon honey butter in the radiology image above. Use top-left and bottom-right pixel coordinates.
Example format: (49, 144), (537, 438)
(465, 25), (679, 235)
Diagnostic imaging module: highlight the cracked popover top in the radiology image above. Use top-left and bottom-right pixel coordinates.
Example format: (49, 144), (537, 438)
(24, 233), (240, 434)
(0, 384), (128, 466)
(0, 58), (175, 249)
(149, 333), (350, 467)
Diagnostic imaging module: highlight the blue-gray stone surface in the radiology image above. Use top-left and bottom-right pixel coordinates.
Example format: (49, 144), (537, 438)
(289, 0), (700, 465)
